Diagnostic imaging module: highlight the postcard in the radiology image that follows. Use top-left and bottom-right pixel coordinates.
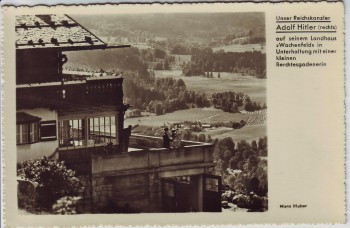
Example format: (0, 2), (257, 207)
(1, 1), (346, 226)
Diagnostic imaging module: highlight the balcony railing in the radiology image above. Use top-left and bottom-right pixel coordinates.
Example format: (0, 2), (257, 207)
(16, 74), (124, 110)
(129, 134), (204, 149)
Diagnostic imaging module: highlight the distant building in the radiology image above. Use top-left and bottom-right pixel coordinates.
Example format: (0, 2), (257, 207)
(16, 14), (221, 213)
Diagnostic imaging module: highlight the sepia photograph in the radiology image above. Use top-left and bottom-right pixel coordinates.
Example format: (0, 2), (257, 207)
(15, 12), (267, 214)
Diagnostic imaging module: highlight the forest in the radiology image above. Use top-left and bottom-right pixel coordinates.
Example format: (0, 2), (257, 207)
(65, 43), (265, 114)
(73, 13), (265, 43)
(123, 72), (210, 114)
(215, 136), (268, 211)
(212, 91), (267, 113)
(182, 50), (266, 78)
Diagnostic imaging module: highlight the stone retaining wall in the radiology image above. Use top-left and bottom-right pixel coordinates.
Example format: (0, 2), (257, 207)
(76, 174), (93, 213)
(91, 176), (113, 213)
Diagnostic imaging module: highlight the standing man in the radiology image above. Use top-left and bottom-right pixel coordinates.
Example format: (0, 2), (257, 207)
(163, 127), (171, 148)
(171, 129), (179, 148)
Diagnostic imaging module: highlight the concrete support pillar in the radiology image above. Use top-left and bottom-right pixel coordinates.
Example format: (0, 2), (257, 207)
(84, 117), (89, 147)
(116, 111), (124, 152)
(148, 170), (161, 212)
(116, 112), (121, 145)
(189, 175), (204, 212)
(197, 175), (204, 212)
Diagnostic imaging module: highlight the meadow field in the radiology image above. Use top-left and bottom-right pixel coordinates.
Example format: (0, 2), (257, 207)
(141, 70), (268, 140)
(206, 124), (267, 142)
(154, 70), (266, 104)
(125, 107), (233, 127)
(212, 44), (266, 53)
(125, 107), (267, 141)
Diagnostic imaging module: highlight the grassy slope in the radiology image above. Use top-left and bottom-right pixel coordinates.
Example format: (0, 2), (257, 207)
(126, 70), (267, 140)
(154, 71), (266, 104)
(212, 44), (266, 53)
(207, 124), (267, 142)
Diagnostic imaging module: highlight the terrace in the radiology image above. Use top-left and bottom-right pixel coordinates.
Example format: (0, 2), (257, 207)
(58, 134), (219, 213)
(59, 134), (215, 176)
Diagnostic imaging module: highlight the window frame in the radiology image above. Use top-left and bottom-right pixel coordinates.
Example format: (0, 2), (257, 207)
(58, 119), (86, 148)
(58, 114), (118, 149)
(89, 116), (115, 145)
(40, 120), (57, 141)
(16, 121), (39, 145)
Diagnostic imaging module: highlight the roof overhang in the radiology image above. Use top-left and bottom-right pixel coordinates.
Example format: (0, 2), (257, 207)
(16, 14), (130, 52)
(16, 112), (42, 124)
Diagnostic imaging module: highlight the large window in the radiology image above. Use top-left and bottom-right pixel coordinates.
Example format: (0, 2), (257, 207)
(58, 116), (117, 148)
(88, 116), (116, 145)
(58, 119), (85, 147)
(16, 122), (39, 144)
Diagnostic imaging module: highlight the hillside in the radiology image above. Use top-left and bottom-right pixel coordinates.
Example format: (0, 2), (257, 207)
(71, 13), (265, 42)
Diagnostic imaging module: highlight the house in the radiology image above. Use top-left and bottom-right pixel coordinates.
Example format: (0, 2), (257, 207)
(16, 14), (221, 213)
(16, 14), (130, 161)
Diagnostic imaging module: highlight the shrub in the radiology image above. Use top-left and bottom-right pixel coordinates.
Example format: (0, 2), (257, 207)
(232, 194), (249, 208)
(221, 190), (235, 202)
(52, 196), (82, 215)
(17, 157), (80, 210)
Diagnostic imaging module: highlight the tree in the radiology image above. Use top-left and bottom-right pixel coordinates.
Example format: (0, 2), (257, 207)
(147, 101), (155, 112)
(229, 157), (238, 170)
(153, 62), (163, 70)
(223, 149), (233, 161)
(243, 94), (251, 103)
(258, 137), (267, 150)
(237, 140), (251, 151)
(251, 140), (258, 151)
(182, 130), (192, 140)
(198, 134), (206, 142)
(247, 155), (259, 170)
(163, 58), (170, 70)
(176, 79), (186, 87)
(216, 159), (228, 175)
(220, 137), (235, 151)
(154, 102), (163, 115)
(154, 48), (166, 59)
(231, 102), (239, 113)
(243, 149), (253, 160)
(207, 135), (213, 143)
(247, 176), (260, 194)
(212, 98), (218, 107)
(221, 98), (227, 109)
(244, 101), (253, 112)
(225, 101), (232, 112)
(17, 157), (80, 210)
(195, 95), (203, 107)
